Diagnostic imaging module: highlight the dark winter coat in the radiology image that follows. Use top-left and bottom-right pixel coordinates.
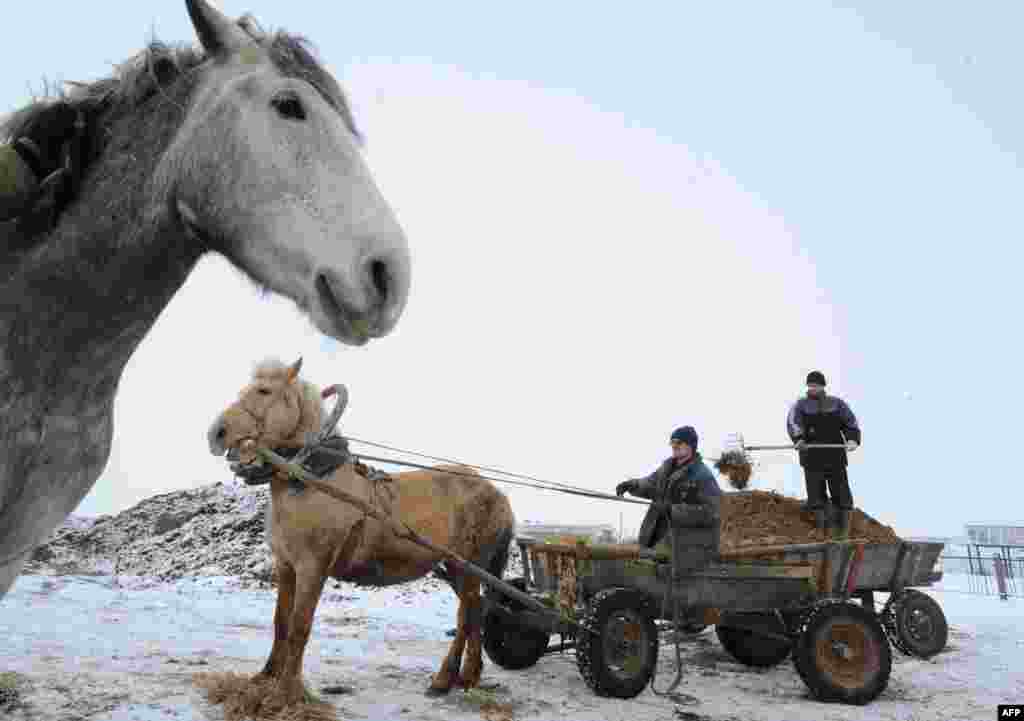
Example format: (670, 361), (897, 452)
(786, 394), (861, 470)
(630, 454), (722, 548)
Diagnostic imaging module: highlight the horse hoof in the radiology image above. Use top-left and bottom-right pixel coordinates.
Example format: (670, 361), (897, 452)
(426, 674), (460, 696)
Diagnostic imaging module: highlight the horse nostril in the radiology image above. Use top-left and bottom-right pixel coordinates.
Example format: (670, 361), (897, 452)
(366, 258), (390, 304)
(216, 427), (226, 440)
(315, 271), (343, 315)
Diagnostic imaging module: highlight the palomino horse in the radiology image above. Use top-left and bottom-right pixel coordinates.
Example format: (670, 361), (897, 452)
(207, 358), (516, 702)
(0, 0), (411, 599)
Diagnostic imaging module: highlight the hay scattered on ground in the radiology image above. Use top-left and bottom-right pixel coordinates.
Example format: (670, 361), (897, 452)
(0, 671), (27, 711)
(719, 490), (901, 550)
(460, 687), (515, 721)
(194, 671), (339, 721)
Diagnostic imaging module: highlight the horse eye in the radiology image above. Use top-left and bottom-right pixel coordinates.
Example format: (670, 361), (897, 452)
(258, 388), (271, 395)
(271, 92), (306, 121)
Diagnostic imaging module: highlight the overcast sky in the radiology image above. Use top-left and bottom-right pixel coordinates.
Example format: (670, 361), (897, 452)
(3, 2), (1021, 540)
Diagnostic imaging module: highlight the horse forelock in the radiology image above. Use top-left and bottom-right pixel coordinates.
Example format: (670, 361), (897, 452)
(252, 357), (291, 381)
(249, 357), (324, 435)
(264, 32), (361, 142)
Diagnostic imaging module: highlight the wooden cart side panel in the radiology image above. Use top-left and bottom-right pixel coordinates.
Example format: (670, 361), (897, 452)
(719, 539), (874, 559)
(835, 543), (895, 588)
(818, 554), (833, 594)
(907, 543), (944, 586)
(736, 541), (943, 592)
(579, 570), (816, 616)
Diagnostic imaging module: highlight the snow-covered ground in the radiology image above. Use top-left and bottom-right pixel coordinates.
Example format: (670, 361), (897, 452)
(1, 570), (1021, 721)
(5, 486), (1021, 720)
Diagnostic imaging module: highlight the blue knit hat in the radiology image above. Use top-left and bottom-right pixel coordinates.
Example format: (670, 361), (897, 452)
(670, 426), (698, 451)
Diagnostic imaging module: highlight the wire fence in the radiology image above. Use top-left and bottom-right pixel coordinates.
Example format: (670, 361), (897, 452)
(936, 544), (1024, 600)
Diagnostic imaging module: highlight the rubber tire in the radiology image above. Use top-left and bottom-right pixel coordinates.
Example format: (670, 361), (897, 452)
(793, 601), (892, 705)
(715, 613), (792, 667)
(576, 587), (659, 699)
(884, 589), (948, 659)
(481, 578), (551, 670)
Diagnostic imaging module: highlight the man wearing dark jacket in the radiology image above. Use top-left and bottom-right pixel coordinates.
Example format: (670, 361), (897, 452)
(787, 370), (861, 537)
(616, 426), (722, 549)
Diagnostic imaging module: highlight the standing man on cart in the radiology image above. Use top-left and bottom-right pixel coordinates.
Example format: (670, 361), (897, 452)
(787, 370), (861, 538)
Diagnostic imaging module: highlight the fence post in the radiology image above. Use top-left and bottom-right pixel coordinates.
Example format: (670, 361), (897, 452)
(993, 553), (1009, 601)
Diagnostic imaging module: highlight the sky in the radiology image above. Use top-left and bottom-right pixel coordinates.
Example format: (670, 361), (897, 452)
(2, 1), (1020, 540)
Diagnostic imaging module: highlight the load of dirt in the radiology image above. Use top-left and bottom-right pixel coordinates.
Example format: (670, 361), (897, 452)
(719, 490), (900, 551)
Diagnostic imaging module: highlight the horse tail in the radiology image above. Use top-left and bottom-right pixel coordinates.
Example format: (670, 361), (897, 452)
(486, 525), (515, 584)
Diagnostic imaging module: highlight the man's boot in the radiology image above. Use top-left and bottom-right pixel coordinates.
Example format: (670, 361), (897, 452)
(813, 508), (827, 540)
(0, 100), (80, 222)
(835, 509), (851, 541)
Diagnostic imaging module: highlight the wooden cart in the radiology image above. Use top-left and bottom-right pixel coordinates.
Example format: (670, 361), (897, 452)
(480, 528), (946, 705)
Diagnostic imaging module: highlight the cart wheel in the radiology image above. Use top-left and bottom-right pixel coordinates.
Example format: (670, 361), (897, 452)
(576, 587), (659, 699)
(882, 589), (948, 659)
(482, 578), (551, 670)
(715, 613), (792, 667)
(793, 600), (892, 705)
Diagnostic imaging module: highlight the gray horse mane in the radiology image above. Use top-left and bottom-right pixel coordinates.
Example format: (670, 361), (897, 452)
(1, 25), (361, 202)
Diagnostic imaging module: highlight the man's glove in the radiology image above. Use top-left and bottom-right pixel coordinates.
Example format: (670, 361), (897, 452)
(846, 439), (859, 452)
(232, 461), (275, 485)
(616, 480), (636, 497)
(794, 439), (808, 451)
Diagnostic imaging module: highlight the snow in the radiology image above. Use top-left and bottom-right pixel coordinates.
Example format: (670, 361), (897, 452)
(1, 571), (1022, 721)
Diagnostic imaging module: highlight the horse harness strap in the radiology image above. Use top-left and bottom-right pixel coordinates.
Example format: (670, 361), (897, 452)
(231, 435), (394, 511)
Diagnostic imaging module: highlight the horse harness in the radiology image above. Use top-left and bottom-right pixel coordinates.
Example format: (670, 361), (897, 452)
(231, 434), (394, 512)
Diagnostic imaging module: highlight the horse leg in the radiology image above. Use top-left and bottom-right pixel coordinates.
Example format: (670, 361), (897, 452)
(458, 577), (484, 689)
(429, 573), (469, 694)
(276, 560), (327, 705)
(256, 560), (295, 681)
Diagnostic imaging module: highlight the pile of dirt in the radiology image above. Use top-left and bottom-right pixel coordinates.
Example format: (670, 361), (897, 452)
(26, 481), (527, 589)
(719, 491), (900, 551)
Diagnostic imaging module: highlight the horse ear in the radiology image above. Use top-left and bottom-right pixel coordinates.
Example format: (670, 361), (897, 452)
(185, 0), (250, 56)
(286, 357), (303, 383)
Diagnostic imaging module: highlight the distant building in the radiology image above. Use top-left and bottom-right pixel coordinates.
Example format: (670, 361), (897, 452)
(965, 523), (1024, 547)
(516, 521), (617, 544)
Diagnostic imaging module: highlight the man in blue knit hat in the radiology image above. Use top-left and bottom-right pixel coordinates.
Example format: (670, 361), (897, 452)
(616, 425), (722, 548)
